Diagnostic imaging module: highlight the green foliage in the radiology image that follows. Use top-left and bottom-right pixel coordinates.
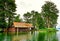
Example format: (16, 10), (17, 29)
(0, 11), (7, 28)
(23, 12), (31, 23)
(0, 0), (16, 28)
(23, 11), (45, 29)
(30, 11), (45, 29)
(0, 0), (59, 30)
(23, 1), (59, 29)
(36, 14), (45, 29)
(41, 1), (59, 28)
(37, 32), (45, 41)
(14, 14), (22, 22)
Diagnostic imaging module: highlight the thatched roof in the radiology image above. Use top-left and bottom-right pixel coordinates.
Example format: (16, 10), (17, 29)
(13, 22), (33, 28)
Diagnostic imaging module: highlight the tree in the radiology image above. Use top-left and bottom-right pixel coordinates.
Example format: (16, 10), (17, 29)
(31, 11), (45, 29)
(23, 12), (31, 23)
(41, 1), (59, 28)
(31, 11), (36, 28)
(36, 13), (45, 29)
(23, 10), (45, 29)
(14, 14), (22, 22)
(0, 0), (16, 28)
(0, 11), (7, 28)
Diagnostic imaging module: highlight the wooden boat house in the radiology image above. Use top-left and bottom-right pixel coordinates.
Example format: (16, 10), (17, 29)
(9, 22), (33, 32)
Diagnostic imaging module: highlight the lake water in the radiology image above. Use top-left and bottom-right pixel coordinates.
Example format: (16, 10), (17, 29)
(0, 31), (60, 41)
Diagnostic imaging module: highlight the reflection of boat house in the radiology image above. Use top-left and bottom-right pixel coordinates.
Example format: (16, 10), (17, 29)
(12, 22), (33, 32)
(12, 32), (32, 41)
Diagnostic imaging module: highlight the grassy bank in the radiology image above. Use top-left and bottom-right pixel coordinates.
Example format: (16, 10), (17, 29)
(38, 28), (57, 32)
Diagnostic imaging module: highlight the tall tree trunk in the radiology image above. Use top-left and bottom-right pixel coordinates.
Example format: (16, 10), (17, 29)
(8, 17), (10, 28)
(47, 17), (50, 28)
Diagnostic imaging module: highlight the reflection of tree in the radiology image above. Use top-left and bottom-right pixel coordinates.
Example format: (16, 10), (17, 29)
(37, 32), (45, 41)
(51, 32), (58, 41)
(6, 33), (13, 41)
(0, 33), (5, 41)
(32, 32), (36, 41)
(0, 32), (58, 41)
(0, 33), (13, 41)
(45, 32), (58, 41)
(52, 37), (58, 41)
(25, 32), (58, 41)
(29, 31), (36, 41)
(28, 31), (38, 41)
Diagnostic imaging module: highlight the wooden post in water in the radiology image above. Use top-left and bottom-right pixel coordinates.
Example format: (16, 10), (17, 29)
(17, 27), (18, 37)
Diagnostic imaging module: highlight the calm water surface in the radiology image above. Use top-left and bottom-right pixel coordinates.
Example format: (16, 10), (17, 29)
(0, 31), (60, 41)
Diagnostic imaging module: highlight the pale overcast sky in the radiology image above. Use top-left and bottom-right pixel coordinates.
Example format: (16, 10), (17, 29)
(15, 0), (60, 28)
